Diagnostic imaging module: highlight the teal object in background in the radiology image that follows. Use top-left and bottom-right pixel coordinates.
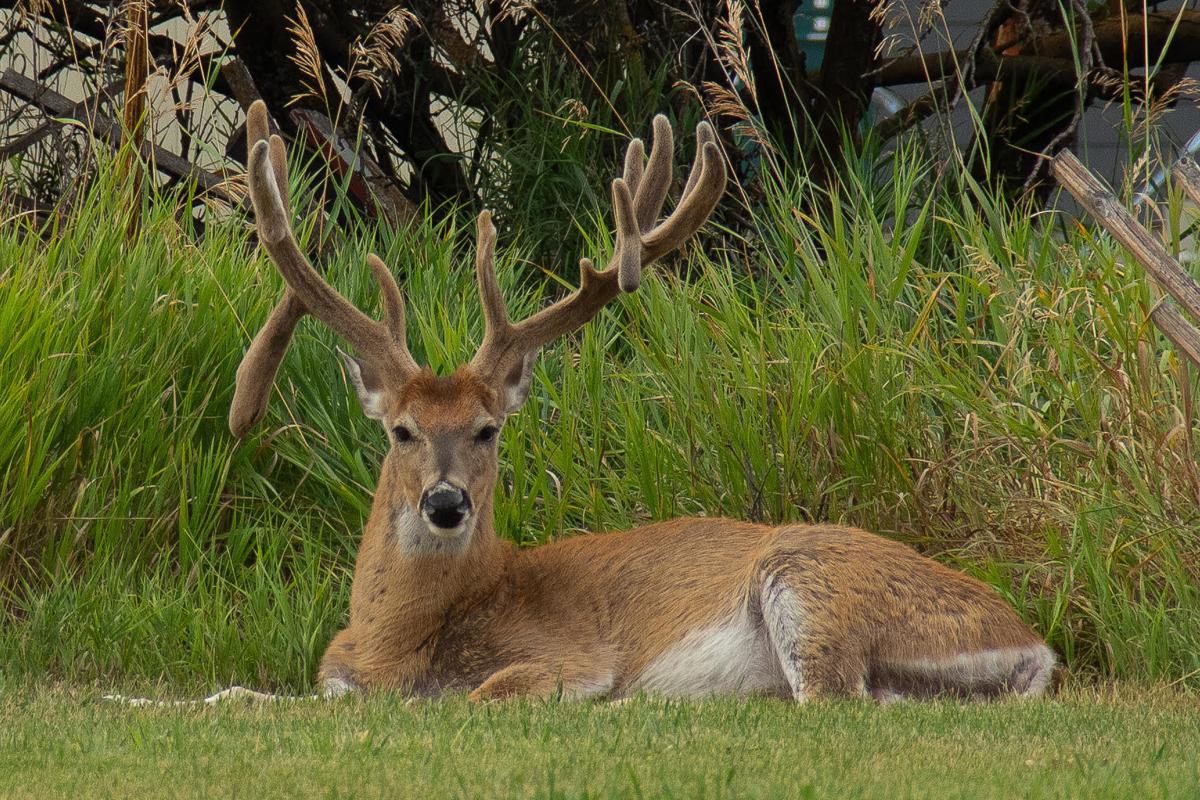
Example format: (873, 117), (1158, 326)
(792, 1), (904, 126)
(794, 0), (832, 70)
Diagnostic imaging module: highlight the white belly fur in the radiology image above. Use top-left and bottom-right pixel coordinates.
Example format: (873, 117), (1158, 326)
(631, 615), (787, 697)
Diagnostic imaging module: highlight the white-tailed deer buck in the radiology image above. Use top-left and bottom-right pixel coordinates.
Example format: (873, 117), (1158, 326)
(232, 101), (1055, 701)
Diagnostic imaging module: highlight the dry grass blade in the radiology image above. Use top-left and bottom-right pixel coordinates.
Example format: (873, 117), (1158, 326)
(349, 7), (418, 96)
(716, 0), (754, 105)
(286, 4), (328, 107)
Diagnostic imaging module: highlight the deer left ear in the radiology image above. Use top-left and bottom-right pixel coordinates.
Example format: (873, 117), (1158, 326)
(336, 347), (388, 420)
(498, 353), (537, 415)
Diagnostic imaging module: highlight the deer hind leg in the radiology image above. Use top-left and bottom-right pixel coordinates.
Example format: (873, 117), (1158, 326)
(872, 645), (1057, 700)
(758, 569), (869, 701)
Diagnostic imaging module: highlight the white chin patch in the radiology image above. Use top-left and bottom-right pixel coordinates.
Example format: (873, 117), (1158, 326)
(422, 512), (472, 540)
(394, 506), (473, 556)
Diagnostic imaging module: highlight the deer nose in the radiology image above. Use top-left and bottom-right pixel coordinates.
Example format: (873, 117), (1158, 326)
(420, 482), (471, 529)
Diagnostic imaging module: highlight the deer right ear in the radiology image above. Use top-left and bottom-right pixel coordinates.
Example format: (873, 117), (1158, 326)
(498, 353), (537, 415)
(336, 348), (388, 420)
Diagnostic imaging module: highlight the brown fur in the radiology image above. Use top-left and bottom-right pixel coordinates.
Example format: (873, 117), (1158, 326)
(317, 377), (1053, 702)
(235, 104), (1052, 701)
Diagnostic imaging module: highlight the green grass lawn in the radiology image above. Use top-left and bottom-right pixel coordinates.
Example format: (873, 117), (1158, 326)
(1, 685), (1196, 799)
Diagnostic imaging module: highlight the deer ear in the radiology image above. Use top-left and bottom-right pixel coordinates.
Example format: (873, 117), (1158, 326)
(337, 347), (388, 419)
(498, 353), (537, 415)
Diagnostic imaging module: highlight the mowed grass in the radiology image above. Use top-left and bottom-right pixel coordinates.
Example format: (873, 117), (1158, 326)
(0, 685), (1196, 800)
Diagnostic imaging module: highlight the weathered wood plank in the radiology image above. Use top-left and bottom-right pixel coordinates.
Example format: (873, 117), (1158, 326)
(0, 69), (233, 200)
(1052, 149), (1200, 368)
(1053, 149), (1200, 321)
(1149, 304), (1200, 369)
(0, 79), (122, 159)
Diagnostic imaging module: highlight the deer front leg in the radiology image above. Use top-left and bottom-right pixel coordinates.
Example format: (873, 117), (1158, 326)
(318, 628), (363, 697)
(468, 661), (614, 703)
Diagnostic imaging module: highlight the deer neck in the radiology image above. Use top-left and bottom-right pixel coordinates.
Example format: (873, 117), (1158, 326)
(348, 483), (512, 644)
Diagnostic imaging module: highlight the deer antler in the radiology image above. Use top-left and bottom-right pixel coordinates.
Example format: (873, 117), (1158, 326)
(469, 115), (725, 386)
(232, 108), (724, 427)
(228, 101), (304, 437)
(238, 100), (419, 412)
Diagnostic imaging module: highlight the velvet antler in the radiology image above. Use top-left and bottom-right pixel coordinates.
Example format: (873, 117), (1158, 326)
(468, 115), (725, 388)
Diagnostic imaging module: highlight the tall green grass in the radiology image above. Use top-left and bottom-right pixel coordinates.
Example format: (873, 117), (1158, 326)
(1, 141), (1198, 692)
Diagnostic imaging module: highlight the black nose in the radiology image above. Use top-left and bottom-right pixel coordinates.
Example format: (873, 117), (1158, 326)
(420, 482), (471, 529)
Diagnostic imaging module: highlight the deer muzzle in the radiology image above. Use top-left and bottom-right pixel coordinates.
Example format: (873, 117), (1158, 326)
(420, 481), (472, 531)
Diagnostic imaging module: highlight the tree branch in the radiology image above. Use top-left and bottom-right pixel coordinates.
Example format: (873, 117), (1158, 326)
(877, 10), (1200, 86)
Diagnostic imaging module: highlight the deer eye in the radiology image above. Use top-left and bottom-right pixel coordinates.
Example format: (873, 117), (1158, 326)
(476, 425), (499, 444)
(393, 425), (414, 444)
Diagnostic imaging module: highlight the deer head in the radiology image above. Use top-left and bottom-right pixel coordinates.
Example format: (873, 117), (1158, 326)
(236, 102), (725, 553)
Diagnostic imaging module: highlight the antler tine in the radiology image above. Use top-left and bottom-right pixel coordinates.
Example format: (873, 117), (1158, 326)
(229, 293), (305, 436)
(247, 100), (291, 215)
(641, 138), (725, 263)
(622, 138), (645, 199)
(469, 117), (725, 385)
(612, 177), (642, 292)
(266, 143), (289, 220)
(633, 114), (673, 233)
(367, 253), (414, 357)
(470, 210), (518, 376)
(680, 120), (716, 205)
(474, 210), (510, 337)
(246, 136), (418, 378)
(229, 101), (305, 437)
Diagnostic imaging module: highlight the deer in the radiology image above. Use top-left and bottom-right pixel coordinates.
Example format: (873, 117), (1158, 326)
(230, 100), (1056, 702)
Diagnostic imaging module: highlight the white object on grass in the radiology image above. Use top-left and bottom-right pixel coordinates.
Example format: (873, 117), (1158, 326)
(102, 685), (318, 707)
